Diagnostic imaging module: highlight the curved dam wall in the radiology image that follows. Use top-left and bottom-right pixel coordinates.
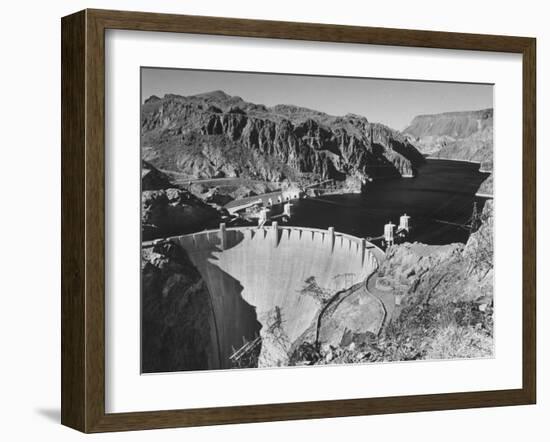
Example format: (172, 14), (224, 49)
(168, 224), (382, 368)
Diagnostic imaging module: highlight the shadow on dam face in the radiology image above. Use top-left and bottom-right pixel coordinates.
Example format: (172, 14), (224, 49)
(143, 226), (379, 372)
(141, 231), (262, 373)
(197, 237), (264, 370)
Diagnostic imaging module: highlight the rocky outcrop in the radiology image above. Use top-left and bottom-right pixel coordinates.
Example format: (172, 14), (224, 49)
(405, 109), (493, 194)
(476, 173), (493, 196)
(141, 160), (224, 240)
(381, 201), (493, 305)
(141, 91), (424, 185)
(142, 187), (222, 240)
(376, 200), (494, 360)
(141, 242), (219, 372)
(141, 159), (173, 190)
(190, 181), (281, 206)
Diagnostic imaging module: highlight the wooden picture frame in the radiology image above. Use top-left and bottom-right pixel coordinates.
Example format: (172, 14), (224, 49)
(61, 8), (536, 433)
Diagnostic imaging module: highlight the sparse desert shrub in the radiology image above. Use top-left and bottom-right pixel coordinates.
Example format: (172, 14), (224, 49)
(289, 341), (321, 366)
(424, 324), (493, 360)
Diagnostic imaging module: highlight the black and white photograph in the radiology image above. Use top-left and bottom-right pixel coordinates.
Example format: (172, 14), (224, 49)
(140, 68), (494, 373)
(1, 0), (544, 438)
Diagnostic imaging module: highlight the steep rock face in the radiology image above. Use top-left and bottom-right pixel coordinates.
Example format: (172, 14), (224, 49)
(141, 91), (424, 184)
(141, 242), (219, 372)
(404, 109), (493, 193)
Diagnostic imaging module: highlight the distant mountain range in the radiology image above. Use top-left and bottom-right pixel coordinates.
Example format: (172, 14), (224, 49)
(404, 108), (493, 167)
(404, 108), (493, 195)
(141, 90), (425, 187)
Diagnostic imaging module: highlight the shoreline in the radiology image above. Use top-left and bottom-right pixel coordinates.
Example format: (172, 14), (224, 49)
(475, 192), (494, 199)
(214, 159), (491, 220)
(426, 157), (493, 174)
(426, 156), (482, 166)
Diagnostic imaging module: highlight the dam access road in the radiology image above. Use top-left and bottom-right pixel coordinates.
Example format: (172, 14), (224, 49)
(144, 223), (390, 369)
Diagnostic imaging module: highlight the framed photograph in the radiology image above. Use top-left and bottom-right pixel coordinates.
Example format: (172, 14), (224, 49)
(61, 9), (536, 433)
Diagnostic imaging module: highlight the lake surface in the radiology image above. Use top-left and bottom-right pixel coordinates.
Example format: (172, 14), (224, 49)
(287, 159), (491, 245)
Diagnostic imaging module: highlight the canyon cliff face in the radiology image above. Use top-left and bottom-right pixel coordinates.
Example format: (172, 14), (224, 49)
(404, 108), (493, 193)
(141, 91), (424, 184)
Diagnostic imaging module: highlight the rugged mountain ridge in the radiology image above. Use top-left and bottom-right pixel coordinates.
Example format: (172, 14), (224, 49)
(141, 91), (424, 185)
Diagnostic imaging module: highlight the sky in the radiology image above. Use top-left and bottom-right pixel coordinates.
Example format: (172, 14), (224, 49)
(141, 67), (493, 131)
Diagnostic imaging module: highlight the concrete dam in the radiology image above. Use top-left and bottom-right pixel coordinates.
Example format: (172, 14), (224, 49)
(156, 224), (383, 369)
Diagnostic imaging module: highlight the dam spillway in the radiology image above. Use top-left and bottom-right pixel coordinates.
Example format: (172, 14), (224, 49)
(163, 224), (382, 369)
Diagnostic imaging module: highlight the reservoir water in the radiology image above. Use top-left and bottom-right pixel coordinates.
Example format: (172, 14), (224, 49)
(288, 159), (491, 245)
